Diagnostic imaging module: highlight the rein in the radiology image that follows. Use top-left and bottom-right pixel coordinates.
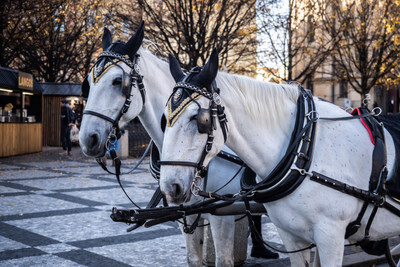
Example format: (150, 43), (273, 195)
(108, 73), (400, 254)
(157, 77), (400, 251)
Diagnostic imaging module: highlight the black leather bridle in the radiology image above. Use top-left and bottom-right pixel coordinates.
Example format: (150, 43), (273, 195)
(82, 50), (145, 144)
(159, 67), (228, 195)
(81, 49), (149, 213)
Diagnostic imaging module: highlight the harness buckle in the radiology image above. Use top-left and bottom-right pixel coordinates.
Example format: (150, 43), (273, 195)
(122, 99), (132, 113)
(291, 167), (313, 177)
(372, 107), (382, 116)
(345, 107), (354, 113)
(363, 93), (371, 106)
(191, 171), (204, 197)
(205, 134), (214, 152)
(306, 111), (319, 121)
(213, 93), (222, 105)
(106, 128), (118, 150)
(134, 63), (140, 74)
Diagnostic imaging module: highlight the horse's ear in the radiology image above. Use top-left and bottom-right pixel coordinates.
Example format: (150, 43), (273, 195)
(198, 48), (219, 87)
(169, 54), (185, 82)
(124, 21), (145, 57)
(102, 27), (112, 51)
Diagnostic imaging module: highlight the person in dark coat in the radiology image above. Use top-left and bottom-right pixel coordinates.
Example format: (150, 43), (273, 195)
(60, 99), (75, 156)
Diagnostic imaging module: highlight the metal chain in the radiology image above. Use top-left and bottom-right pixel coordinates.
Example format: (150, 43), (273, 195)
(98, 51), (135, 68)
(174, 82), (213, 99)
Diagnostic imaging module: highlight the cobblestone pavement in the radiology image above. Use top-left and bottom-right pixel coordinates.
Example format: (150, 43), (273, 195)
(0, 146), (292, 267)
(2, 146), (396, 266)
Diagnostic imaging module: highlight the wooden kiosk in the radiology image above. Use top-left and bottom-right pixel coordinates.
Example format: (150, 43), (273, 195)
(0, 67), (43, 157)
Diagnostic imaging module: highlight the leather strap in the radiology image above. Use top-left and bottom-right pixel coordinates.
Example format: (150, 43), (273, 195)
(83, 110), (117, 125)
(158, 161), (199, 168)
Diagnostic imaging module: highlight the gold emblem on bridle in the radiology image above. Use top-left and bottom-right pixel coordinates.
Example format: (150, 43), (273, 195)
(173, 90), (181, 102)
(167, 92), (201, 127)
(91, 59), (122, 84)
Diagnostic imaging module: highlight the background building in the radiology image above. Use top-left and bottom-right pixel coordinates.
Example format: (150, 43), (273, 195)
(290, 0), (400, 112)
(39, 83), (83, 147)
(0, 67), (43, 157)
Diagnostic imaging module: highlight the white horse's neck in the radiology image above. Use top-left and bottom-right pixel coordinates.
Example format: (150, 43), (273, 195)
(136, 49), (173, 151)
(215, 72), (299, 178)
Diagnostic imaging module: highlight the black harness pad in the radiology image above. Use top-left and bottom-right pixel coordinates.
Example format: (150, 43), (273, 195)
(241, 166), (257, 188)
(379, 113), (400, 201)
(360, 239), (388, 256)
(149, 144), (161, 180)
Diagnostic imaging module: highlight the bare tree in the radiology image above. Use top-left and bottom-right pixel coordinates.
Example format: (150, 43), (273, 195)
(323, 0), (400, 102)
(257, 0), (335, 86)
(1, 0), (112, 82)
(0, 0), (31, 67)
(114, 0), (257, 75)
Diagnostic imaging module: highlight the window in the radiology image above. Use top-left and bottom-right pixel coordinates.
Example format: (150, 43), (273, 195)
(339, 80), (348, 98)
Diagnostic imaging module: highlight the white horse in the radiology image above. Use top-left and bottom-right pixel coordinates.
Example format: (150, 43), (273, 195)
(79, 23), (262, 266)
(160, 48), (400, 266)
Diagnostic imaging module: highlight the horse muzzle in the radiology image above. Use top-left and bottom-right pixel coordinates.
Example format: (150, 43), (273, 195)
(160, 169), (193, 205)
(79, 130), (107, 158)
(163, 183), (192, 205)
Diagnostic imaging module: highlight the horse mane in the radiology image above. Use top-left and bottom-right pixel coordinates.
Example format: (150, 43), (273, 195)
(138, 46), (170, 72)
(216, 72), (299, 130)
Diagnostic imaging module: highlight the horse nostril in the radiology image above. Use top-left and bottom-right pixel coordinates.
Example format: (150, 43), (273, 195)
(172, 183), (182, 199)
(88, 132), (99, 148)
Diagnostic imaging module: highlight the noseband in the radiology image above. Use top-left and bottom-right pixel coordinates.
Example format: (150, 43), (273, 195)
(159, 67), (228, 195)
(82, 50), (146, 144)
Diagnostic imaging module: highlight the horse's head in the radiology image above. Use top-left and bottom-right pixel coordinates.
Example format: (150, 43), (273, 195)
(159, 48), (227, 204)
(79, 22), (145, 157)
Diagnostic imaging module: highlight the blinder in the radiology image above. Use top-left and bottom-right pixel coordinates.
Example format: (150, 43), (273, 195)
(119, 64), (132, 97)
(197, 108), (211, 134)
(161, 106), (211, 134)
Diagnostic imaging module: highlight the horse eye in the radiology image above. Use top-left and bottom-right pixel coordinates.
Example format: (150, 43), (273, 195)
(190, 115), (197, 121)
(112, 77), (122, 86)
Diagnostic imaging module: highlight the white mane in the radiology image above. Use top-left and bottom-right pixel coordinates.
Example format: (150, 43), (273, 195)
(216, 72), (299, 130)
(138, 47), (168, 69)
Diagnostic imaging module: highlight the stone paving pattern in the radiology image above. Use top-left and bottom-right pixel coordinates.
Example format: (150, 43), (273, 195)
(0, 146), (292, 266)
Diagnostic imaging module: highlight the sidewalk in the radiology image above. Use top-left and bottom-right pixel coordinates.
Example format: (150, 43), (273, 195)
(0, 146), (290, 266)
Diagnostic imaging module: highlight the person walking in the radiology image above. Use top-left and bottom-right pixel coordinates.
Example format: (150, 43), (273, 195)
(60, 99), (75, 156)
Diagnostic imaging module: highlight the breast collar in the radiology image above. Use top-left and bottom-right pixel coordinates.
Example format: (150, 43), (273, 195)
(240, 85), (318, 202)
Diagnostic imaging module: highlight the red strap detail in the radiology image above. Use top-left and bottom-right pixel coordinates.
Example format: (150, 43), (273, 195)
(350, 108), (375, 145)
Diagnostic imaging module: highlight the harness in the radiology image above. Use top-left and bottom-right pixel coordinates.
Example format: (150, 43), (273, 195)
(82, 54), (245, 232)
(158, 66), (228, 195)
(107, 64), (400, 256)
(82, 48), (170, 231)
(85, 52), (400, 256)
(82, 50), (145, 142)
(158, 72), (400, 247)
